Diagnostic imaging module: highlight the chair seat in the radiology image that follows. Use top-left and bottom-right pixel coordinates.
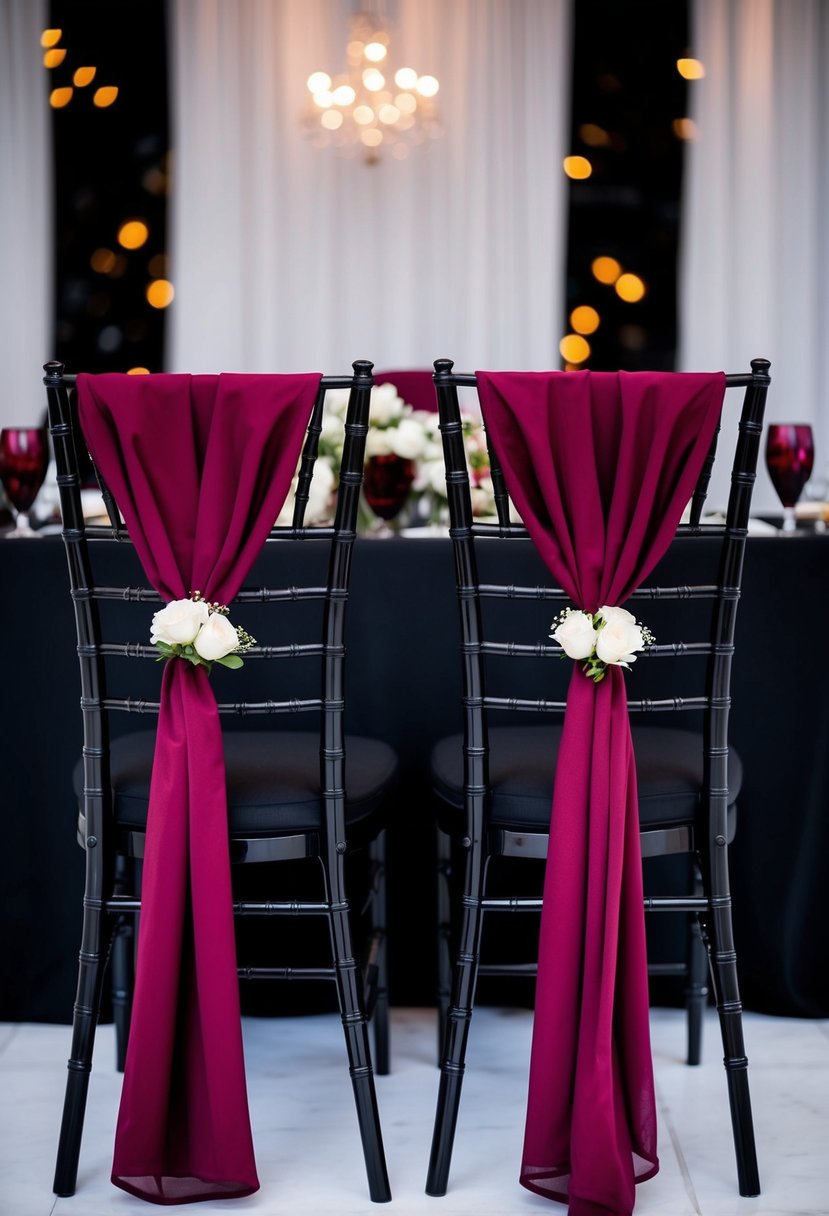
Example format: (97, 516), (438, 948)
(74, 730), (398, 836)
(431, 725), (742, 833)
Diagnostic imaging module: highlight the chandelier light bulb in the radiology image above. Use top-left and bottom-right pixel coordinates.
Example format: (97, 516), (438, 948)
(332, 84), (356, 106)
(394, 66), (418, 89)
(415, 74), (439, 97)
(307, 71), (332, 94)
(362, 68), (385, 91)
(364, 41), (388, 62)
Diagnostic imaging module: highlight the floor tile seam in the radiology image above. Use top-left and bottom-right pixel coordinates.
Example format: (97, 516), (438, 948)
(654, 1074), (703, 1216)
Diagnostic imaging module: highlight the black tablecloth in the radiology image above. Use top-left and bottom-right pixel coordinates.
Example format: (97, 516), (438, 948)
(2, 534), (827, 1020)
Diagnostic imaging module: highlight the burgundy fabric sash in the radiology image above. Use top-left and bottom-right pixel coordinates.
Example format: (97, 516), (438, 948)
(78, 372), (320, 1204)
(475, 371), (725, 1216)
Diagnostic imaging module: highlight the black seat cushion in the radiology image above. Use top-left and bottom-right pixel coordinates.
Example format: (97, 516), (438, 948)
(431, 725), (742, 833)
(74, 730), (397, 836)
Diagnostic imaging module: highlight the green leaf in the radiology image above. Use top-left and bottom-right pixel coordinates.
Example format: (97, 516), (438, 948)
(215, 653), (244, 669)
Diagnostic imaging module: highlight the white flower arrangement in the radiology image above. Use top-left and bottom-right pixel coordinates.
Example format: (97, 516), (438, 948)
(151, 592), (256, 672)
(551, 604), (655, 683)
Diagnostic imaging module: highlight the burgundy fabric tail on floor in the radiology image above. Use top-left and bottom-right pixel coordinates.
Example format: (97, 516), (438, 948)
(77, 372), (320, 1204)
(475, 370), (726, 1216)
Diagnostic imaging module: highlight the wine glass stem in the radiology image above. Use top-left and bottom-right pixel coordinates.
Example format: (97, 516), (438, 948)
(782, 506), (797, 533)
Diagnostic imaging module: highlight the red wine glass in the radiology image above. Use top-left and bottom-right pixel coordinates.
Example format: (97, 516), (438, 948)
(0, 427), (49, 538)
(362, 454), (415, 537)
(765, 424), (814, 533)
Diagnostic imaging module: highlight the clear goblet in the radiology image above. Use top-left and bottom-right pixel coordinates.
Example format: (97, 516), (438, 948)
(765, 424), (814, 534)
(0, 427), (49, 537)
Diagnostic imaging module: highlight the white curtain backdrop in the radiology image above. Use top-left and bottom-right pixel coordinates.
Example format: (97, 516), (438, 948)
(0, 0), (51, 427)
(679, 0), (829, 511)
(168, 0), (571, 375)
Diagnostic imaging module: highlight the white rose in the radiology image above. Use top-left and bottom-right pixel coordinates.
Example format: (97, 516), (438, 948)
(305, 457), (336, 523)
(193, 612), (239, 661)
(150, 598), (210, 646)
(324, 389), (350, 418)
(389, 418), (425, 460)
(553, 610), (597, 660)
(370, 383), (404, 425)
(595, 617), (644, 668)
(365, 427), (395, 457)
(470, 477), (495, 517)
(598, 605), (637, 628)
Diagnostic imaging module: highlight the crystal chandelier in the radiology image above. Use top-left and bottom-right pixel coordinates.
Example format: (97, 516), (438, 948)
(302, 11), (441, 164)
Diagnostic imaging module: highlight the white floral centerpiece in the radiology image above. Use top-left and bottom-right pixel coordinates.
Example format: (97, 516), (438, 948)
(151, 592), (256, 672)
(551, 604), (655, 683)
(277, 382), (495, 529)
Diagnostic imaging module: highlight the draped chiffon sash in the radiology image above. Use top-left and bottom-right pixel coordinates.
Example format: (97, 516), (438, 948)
(78, 372), (319, 1204)
(475, 370), (726, 1216)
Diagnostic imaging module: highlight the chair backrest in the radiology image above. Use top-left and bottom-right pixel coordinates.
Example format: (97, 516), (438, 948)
(43, 360), (374, 859)
(433, 358), (771, 845)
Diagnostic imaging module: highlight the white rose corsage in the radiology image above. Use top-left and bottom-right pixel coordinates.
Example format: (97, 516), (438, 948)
(151, 591), (256, 672)
(551, 604), (654, 684)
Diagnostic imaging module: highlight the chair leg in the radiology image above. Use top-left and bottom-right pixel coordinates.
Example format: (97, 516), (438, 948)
(435, 827), (452, 1063)
(685, 865), (708, 1066)
(110, 916), (134, 1073)
(426, 841), (486, 1197)
(368, 832), (390, 1076)
(325, 858), (391, 1203)
(111, 854), (135, 1073)
(703, 881), (760, 1196)
(53, 903), (113, 1196)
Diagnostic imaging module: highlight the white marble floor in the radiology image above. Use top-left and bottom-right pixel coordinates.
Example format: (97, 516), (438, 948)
(0, 1007), (827, 1216)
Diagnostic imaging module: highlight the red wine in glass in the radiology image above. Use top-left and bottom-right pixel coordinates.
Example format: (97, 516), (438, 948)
(0, 427), (49, 537)
(363, 454), (415, 536)
(765, 424), (814, 533)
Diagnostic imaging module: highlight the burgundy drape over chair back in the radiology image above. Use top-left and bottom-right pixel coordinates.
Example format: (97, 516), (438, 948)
(475, 370), (725, 1216)
(78, 372), (319, 1204)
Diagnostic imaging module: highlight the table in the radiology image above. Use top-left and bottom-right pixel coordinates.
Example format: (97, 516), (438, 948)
(2, 534), (827, 1021)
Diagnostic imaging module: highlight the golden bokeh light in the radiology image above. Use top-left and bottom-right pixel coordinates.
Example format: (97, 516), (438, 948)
(364, 41), (387, 62)
(563, 155), (592, 180)
(321, 109), (344, 130)
(672, 117), (699, 140)
(360, 128), (383, 147)
(49, 87), (73, 109)
(579, 123), (609, 147)
(559, 334), (591, 363)
(146, 279), (175, 309)
(43, 48), (66, 68)
(591, 256), (622, 285)
(570, 305), (600, 335)
(615, 273), (646, 303)
(677, 57), (705, 80)
(395, 67), (418, 89)
(73, 66), (97, 87)
(127, 367), (151, 375)
(90, 248), (116, 274)
(93, 86), (119, 108)
(40, 29), (62, 48)
(118, 220), (149, 250)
